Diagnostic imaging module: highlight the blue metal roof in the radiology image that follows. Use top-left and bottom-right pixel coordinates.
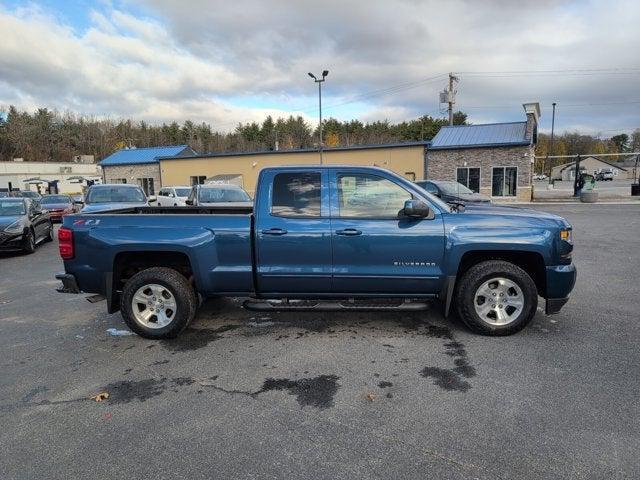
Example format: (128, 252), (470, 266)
(100, 145), (192, 166)
(158, 141), (430, 160)
(430, 122), (530, 149)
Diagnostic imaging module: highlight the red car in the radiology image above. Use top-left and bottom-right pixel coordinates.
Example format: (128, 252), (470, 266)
(40, 194), (77, 222)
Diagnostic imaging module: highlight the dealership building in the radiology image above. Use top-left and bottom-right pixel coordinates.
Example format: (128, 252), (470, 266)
(100, 103), (539, 202)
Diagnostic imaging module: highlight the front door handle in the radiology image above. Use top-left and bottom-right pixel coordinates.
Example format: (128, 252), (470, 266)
(261, 228), (288, 236)
(336, 228), (362, 236)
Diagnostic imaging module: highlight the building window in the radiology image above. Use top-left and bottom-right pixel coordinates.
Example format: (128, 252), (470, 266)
(112, 178), (127, 184)
(337, 173), (412, 218)
(492, 167), (517, 197)
(190, 176), (206, 186)
(456, 167), (480, 193)
(271, 172), (321, 217)
(137, 177), (155, 196)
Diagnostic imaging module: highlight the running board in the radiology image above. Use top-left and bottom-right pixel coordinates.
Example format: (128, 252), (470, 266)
(243, 298), (431, 312)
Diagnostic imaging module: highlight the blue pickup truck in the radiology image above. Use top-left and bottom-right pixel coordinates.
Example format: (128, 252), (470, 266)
(56, 165), (576, 338)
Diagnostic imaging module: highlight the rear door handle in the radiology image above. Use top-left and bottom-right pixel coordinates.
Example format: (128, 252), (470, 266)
(261, 228), (288, 236)
(336, 228), (362, 236)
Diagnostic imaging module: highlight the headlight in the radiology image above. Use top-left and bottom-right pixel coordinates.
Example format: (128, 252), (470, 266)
(4, 220), (23, 234)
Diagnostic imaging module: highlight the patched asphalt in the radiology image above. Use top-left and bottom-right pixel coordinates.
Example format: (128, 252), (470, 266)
(0, 204), (638, 479)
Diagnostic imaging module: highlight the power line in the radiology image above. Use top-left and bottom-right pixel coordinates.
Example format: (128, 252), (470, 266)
(463, 100), (640, 109)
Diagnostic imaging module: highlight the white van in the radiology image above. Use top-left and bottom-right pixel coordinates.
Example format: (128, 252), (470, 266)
(157, 186), (192, 206)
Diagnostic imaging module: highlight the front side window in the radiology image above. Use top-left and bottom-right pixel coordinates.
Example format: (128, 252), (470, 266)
(271, 172), (321, 217)
(492, 167), (517, 197)
(338, 173), (412, 218)
(457, 167), (480, 193)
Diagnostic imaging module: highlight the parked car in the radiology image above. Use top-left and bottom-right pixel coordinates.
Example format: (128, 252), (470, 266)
(80, 184), (155, 213)
(157, 186), (192, 206)
(595, 169), (614, 181)
(185, 183), (252, 207)
(40, 194), (77, 222)
(56, 165), (576, 339)
(13, 190), (42, 200)
(0, 197), (53, 253)
(415, 180), (491, 204)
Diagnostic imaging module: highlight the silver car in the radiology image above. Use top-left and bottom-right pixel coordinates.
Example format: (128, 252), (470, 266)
(185, 184), (252, 208)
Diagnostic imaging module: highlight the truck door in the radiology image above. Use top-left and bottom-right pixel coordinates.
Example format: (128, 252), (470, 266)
(330, 170), (445, 294)
(255, 169), (332, 294)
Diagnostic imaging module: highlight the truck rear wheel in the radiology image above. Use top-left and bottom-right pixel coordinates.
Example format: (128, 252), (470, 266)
(120, 267), (197, 339)
(455, 260), (538, 336)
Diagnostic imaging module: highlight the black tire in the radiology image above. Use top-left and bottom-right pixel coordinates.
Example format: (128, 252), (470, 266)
(455, 260), (538, 336)
(120, 267), (197, 339)
(23, 228), (36, 254)
(44, 222), (54, 242)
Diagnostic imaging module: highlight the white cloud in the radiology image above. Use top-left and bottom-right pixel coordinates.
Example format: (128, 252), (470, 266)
(0, 0), (639, 134)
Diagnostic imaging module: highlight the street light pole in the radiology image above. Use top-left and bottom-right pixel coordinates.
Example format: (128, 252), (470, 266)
(548, 102), (556, 184)
(308, 70), (329, 164)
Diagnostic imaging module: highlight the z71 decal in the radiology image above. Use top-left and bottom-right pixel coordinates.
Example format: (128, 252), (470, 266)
(73, 219), (101, 226)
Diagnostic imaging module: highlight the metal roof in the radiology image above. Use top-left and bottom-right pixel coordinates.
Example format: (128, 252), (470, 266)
(100, 145), (192, 166)
(430, 122), (530, 149)
(158, 141), (429, 161)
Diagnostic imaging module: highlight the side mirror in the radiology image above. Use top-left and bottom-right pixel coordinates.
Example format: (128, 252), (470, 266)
(185, 199), (194, 206)
(148, 196), (157, 203)
(403, 199), (431, 218)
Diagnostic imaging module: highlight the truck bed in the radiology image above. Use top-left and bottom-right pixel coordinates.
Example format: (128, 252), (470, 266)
(84, 205), (253, 215)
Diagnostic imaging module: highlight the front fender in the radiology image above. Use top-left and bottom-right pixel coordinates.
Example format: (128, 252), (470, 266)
(444, 226), (554, 275)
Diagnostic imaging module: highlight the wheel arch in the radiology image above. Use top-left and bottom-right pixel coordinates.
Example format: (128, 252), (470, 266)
(444, 249), (547, 317)
(108, 250), (195, 314)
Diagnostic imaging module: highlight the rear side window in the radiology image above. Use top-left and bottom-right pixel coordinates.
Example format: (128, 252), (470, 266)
(271, 172), (321, 217)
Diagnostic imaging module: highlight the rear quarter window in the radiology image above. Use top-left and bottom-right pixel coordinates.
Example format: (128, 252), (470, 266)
(271, 172), (321, 217)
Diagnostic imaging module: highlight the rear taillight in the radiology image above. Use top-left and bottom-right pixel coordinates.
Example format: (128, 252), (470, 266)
(58, 227), (74, 259)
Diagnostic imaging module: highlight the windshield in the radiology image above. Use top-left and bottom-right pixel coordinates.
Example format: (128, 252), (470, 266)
(437, 181), (474, 195)
(20, 191), (40, 198)
(198, 186), (251, 203)
(86, 186), (146, 203)
(0, 200), (26, 216)
(175, 188), (191, 197)
(41, 195), (71, 205)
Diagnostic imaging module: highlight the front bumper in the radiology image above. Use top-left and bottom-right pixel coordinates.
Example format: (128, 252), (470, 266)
(545, 264), (577, 314)
(0, 231), (25, 250)
(55, 273), (81, 294)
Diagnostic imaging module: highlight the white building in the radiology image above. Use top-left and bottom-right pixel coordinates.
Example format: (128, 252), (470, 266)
(0, 159), (102, 194)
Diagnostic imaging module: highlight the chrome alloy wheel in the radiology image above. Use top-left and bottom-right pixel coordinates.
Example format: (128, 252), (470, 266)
(473, 277), (524, 326)
(131, 284), (177, 329)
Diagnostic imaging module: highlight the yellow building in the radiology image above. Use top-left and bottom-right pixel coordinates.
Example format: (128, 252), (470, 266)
(159, 143), (427, 196)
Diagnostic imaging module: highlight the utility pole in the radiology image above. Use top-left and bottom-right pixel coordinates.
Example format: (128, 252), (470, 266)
(448, 73), (459, 126)
(308, 70), (329, 164)
(548, 102), (556, 184)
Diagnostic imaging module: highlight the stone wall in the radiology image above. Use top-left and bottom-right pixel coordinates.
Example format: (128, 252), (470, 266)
(425, 145), (534, 202)
(102, 163), (161, 194)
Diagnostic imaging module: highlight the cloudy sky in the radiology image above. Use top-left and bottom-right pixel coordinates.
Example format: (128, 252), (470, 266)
(1, 0), (638, 136)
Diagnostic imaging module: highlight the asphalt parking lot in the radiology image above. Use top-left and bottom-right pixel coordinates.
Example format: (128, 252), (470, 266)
(1, 204), (639, 479)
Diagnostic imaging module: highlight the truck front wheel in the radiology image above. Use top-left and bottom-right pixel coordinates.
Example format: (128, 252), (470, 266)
(455, 260), (538, 336)
(120, 267), (197, 339)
